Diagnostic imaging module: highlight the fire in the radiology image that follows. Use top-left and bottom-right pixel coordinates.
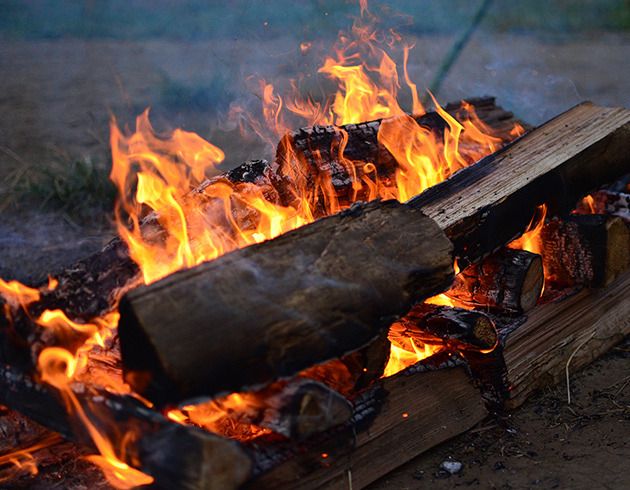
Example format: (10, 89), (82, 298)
(509, 204), (547, 256)
(0, 2), (529, 479)
(38, 346), (153, 489)
(167, 392), (272, 442)
(383, 337), (443, 377)
(0, 433), (63, 483)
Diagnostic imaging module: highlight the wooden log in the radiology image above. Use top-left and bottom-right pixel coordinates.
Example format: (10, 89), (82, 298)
(391, 303), (498, 351)
(445, 248), (544, 314)
(274, 97), (527, 212)
(183, 378), (353, 441)
(504, 267), (630, 409)
(408, 101), (630, 266)
(0, 364), (252, 490)
(540, 214), (630, 288)
(118, 200), (454, 404)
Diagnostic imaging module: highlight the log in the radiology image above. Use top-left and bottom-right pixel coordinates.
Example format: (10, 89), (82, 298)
(274, 97), (527, 212)
(445, 248), (544, 314)
(540, 214), (630, 288)
(180, 378), (353, 441)
(0, 364), (252, 490)
(390, 303), (498, 351)
(408, 101), (630, 266)
(118, 200), (454, 404)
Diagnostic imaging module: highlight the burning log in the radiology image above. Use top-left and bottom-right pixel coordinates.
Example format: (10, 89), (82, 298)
(409, 101), (630, 265)
(119, 200), (454, 403)
(574, 189), (630, 222)
(274, 97), (525, 211)
(391, 303), (498, 352)
(445, 248), (544, 314)
(178, 378), (353, 441)
(0, 364), (252, 489)
(540, 214), (630, 288)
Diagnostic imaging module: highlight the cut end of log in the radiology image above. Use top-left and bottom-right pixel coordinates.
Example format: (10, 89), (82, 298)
(604, 216), (630, 286)
(520, 254), (544, 311)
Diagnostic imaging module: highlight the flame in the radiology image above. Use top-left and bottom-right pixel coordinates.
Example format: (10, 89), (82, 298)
(509, 204), (547, 256)
(167, 392), (272, 442)
(0, 433), (63, 482)
(38, 346), (153, 489)
(0, 279), (40, 309)
(383, 337), (443, 377)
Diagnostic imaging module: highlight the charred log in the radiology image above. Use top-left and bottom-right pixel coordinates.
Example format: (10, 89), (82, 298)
(446, 248), (544, 314)
(391, 303), (498, 352)
(118, 200), (454, 404)
(540, 214), (630, 288)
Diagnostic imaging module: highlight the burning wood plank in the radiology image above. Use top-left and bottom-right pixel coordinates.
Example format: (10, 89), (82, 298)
(0, 363), (252, 489)
(409, 101), (630, 264)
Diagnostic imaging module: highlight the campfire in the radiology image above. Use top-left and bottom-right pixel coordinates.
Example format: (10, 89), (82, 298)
(1, 5), (630, 489)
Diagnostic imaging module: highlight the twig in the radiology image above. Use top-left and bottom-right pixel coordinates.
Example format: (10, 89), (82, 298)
(566, 331), (597, 405)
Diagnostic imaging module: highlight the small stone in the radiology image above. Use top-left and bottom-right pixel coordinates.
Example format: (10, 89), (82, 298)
(440, 461), (463, 475)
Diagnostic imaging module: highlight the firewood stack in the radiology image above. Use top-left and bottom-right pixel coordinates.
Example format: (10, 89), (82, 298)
(0, 98), (630, 489)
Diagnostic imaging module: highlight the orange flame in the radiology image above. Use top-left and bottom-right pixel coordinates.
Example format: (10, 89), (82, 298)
(38, 346), (153, 489)
(383, 337), (443, 377)
(0, 433), (63, 482)
(509, 204), (547, 257)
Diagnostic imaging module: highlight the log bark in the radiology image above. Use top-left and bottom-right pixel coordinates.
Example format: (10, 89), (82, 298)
(539, 214), (630, 288)
(408, 101), (630, 266)
(119, 200), (454, 404)
(445, 248), (544, 314)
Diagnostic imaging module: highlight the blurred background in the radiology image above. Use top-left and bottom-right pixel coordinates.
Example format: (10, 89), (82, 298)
(1, 0), (629, 280)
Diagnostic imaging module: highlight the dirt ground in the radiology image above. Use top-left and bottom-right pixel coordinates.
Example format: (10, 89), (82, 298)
(0, 31), (629, 488)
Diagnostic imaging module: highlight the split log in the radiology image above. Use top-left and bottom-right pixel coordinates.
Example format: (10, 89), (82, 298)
(408, 101), (630, 266)
(184, 378), (353, 441)
(391, 303), (498, 352)
(0, 364), (252, 490)
(119, 200), (454, 404)
(445, 248), (544, 314)
(540, 214), (630, 288)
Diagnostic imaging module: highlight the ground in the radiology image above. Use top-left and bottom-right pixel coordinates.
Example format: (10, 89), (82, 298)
(0, 21), (629, 490)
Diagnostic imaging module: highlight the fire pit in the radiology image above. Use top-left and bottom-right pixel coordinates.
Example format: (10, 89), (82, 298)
(1, 3), (630, 489)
